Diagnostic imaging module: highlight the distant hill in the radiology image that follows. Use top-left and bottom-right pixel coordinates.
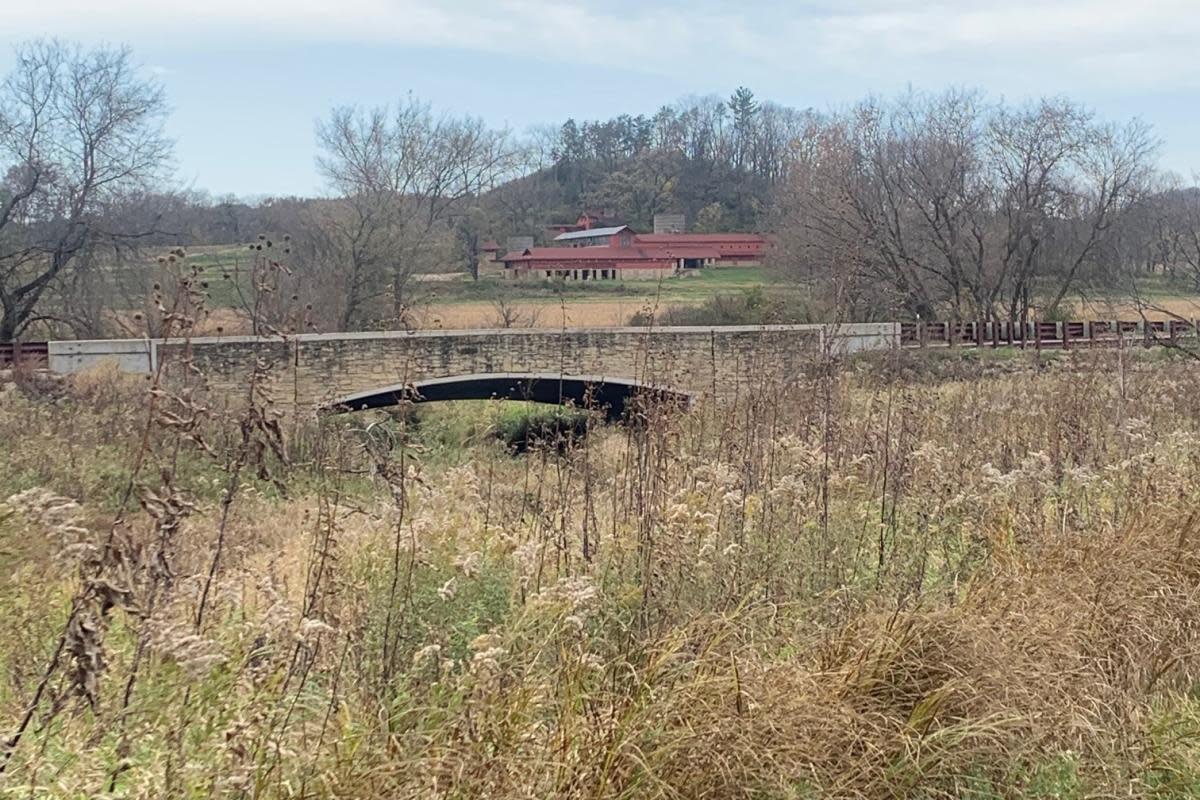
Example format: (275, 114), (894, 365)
(475, 91), (816, 245)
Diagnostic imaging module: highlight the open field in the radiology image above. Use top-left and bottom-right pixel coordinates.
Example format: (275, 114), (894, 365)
(98, 246), (787, 331)
(6, 347), (1200, 797)
(153, 246), (773, 303)
(409, 298), (661, 329)
(419, 270), (1200, 326)
(408, 267), (780, 329)
(89, 245), (1200, 334)
(437, 265), (773, 302)
(1042, 275), (1200, 321)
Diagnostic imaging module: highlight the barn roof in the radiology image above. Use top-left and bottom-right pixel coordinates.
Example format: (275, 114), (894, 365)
(503, 246), (669, 262)
(553, 225), (632, 242)
(635, 233), (765, 244)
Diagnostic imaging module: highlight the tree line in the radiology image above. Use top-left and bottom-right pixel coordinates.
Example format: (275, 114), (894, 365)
(771, 89), (1163, 321)
(541, 88), (814, 231)
(2, 40), (1199, 340)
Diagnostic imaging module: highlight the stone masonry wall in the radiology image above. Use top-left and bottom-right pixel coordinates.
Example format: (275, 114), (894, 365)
(164, 326), (832, 415)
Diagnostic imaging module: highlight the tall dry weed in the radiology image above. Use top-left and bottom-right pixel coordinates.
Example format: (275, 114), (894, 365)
(4, 342), (1200, 797)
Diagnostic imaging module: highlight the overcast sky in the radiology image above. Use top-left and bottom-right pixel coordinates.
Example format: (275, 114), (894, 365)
(2, 0), (1198, 198)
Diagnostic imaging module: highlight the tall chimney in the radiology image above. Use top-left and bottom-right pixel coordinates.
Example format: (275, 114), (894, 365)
(653, 213), (685, 234)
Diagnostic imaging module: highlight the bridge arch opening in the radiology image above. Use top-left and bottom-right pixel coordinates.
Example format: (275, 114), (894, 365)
(323, 373), (692, 420)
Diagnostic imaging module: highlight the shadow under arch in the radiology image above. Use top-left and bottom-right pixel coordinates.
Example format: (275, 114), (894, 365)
(323, 372), (693, 420)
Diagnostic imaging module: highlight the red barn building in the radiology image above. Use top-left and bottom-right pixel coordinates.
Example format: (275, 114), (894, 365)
(500, 221), (769, 281)
(553, 225), (637, 249)
(634, 233), (766, 266)
(502, 246), (677, 281)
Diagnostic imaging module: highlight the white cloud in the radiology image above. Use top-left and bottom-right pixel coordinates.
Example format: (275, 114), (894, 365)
(808, 0), (1200, 86)
(2, 0), (1198, 92)
(5, 0), (1198, 193)
(0, 0), (718, 70)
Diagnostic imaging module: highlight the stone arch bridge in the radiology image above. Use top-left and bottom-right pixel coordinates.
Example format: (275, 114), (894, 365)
(47, 324), (898, 416)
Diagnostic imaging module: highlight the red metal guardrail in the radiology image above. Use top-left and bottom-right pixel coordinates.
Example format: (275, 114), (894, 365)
(898, 320), (1194, 350)
(0, 341), (49, 368)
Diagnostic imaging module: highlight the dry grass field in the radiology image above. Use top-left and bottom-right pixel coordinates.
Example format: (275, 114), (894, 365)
(402, 266), (778, 329)
(5, 344), (1200, 797)
(408, 298), (684, 329)
(98, 246), (1200, 334)
(1077, 296), (1200, 321)
(101, 252), (777, 334)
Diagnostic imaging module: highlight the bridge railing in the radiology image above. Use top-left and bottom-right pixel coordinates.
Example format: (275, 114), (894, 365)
(0, 341), (49, 368)
(899, 320), (1197, 349)
(13, 322), (1200, 381)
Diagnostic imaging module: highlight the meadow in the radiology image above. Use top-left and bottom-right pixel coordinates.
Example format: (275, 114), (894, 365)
(411, 267), (798, 330)
(5, 344), (1200, 797)
(94, 245), (793, 333)
(93, 245), (1200, 337)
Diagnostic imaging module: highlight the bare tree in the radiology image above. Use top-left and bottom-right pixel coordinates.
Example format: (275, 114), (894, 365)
(1040, 115), (1158, 316)
(0, 40), (172, 341)
(490, 297), (540, 328)
(485, 131), (566, 245)
(773, 90), (1156, 322)
(315, 98), (515, 329)
(274, 196), (395, 331)
(1164, 186), (1200, 289)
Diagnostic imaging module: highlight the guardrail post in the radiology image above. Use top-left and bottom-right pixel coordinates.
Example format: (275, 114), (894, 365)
(1062, 321), (1070, 349)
